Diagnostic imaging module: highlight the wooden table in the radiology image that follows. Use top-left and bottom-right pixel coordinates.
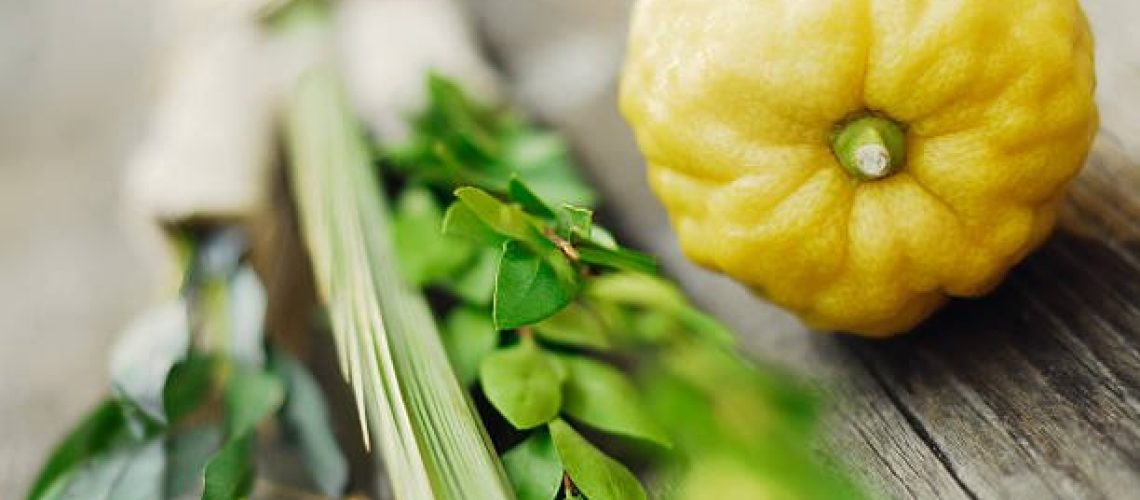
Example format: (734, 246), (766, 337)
(472, 0), (1140, 497)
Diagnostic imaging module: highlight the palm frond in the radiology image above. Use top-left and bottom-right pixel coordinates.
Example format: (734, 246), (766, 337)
(284, 67), (513, 500)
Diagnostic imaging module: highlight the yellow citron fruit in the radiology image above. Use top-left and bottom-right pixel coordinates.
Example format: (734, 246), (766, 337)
(619, 0), (1098, 337)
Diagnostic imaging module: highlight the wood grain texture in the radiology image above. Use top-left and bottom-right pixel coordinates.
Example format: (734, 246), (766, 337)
(469, 0), (1140, 497)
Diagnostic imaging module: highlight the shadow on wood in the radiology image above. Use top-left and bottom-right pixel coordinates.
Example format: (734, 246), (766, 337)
(844, 230), (1140, 498)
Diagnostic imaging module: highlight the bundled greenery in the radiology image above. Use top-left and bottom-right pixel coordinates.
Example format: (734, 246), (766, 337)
(29, 4), (865, 493)
(379, 75), (864, 500)
(27, 230), (348, 500)
(29, 71), (864, 499)
(28, 75), (864, 500)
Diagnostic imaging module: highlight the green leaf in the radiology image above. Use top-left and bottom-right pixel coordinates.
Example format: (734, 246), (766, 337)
(52, 438), (165, 500)
(642, 372), (723, 454)
(516, 167), (595, 211)
(163, 355), (216, 424)
(454, 187), (538, 242)
(272, 351), (349, 496)
(577, 246), (657, 275)
(549, 419), (646, 500)
(109, 300), (190, 424)
(224, 369), (286, 437)
(555, 205), (592, 241)
(443, 201), (509, 248)
(446, 248), (499, 306)
(559, 356), (671, 448)
(508, 177), (556, 219)
(648, 366), (864, 500)
(586, 273), (733, 345)
(588, 226), (618, 250)
(165, 425), (222, 498)
(661, 346), (819, 441)
(428, 74), (500, 159)
(200, 369), (284, 500)
(202, 435), (254, 500)
(674, 308), (736, 347)
(394, 186), (474, 286)
(675, 449), (866, 500)
(502, 132), (595, 208)
(502, 430), (563, 500)
(494, 241), (578, 330)
(502, 131), (568, 174)
(629, 310), (685, 344)
(673, 459), (778, 500)
(388, 73), (595, 209)
(585, 273), (687, 311)
(480, 340), (566, 429)
(533, 303), (610, 350)
(28, 399), (130, 500)
(443, 306), (500, 386)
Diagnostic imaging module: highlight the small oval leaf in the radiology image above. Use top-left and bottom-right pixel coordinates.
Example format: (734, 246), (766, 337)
(577, 246), (657, 275)
(555, 205), (593, 241)
(442, 201), (509, 248)
(394, 186), (474, 286)
(447, 248), (499, 306)
(455, 187), (536, 241)
(534, 303), (610, 350)
(165, 425), (222, 498)
(560, 356), (671, 448)
(224, 369), (286, 438)
(493, 241), (577, 330)
(502, 430), (563, 500)
(202, 435), (254, 500)
(163, 355), (216, 425)
(549, 419), (646, 500)
(59, 438), (165, 500)
(109, 300), (190, 424)
(480, 341), (564, 429)
(586, 273), (733, 345)
(584, 273), (687, 312)
(272, 351), (349, 496)
(508, 177), (556, 219)
(443, 306), (500, 386)
(28, 400), (130, 500)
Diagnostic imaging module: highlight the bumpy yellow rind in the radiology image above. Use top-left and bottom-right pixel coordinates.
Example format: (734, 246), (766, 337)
(620, 0), (1098, 336)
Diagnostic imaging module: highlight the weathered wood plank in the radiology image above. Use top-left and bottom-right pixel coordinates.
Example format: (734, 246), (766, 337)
(469, 0), (1140, 497)
(847, 232), (1140, 498)
(814, 343), (975, 500)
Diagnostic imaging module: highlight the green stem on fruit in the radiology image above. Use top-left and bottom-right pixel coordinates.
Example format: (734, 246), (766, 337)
(831, 114), (907, 181)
